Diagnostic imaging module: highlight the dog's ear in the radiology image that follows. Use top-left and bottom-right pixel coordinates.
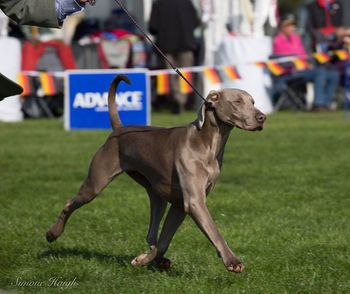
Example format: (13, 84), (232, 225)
(196, 90), (220, 130)
(197, 102), (206, 130)
(206, 90), (220, 107)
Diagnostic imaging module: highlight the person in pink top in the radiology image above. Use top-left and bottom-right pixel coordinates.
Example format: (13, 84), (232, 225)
(273, 17), (307, 57)
(272, 14), (339, 111)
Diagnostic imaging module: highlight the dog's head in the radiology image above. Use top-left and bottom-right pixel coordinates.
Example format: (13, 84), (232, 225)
(197, 88), (266, 131)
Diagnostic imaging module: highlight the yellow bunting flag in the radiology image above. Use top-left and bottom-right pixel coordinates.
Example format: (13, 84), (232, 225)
(266, 61), (285, 76)
(204, 68), (221, 84)
(292, 58), (309, 71)
(39, 72), (56, 96)
(312, 52), (330, 64)
(179, 71), (193, 94)
(156, 73), (170, 95)
(223, 66), (241, 80)
(334, 50), (350, 61)
(17, 72), (31, 96)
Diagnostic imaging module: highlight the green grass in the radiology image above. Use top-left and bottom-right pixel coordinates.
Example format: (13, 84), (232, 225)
(0, 111), (349, 293)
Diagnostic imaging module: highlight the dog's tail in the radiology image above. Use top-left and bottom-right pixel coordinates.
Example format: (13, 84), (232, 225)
(108, 74), (131, 130)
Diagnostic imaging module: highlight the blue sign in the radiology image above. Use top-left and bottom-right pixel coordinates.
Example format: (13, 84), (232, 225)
(65, 69), (150, 130)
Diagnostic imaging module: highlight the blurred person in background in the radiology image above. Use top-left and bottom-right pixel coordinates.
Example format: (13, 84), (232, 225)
(305, 0), (350, 108)
(273, 13), (340, 111)
(306, 0), (343, 51)
(149, 0), (200, 114)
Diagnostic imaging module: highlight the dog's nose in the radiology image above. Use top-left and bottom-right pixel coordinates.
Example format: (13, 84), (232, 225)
(256, 113), (266, 123)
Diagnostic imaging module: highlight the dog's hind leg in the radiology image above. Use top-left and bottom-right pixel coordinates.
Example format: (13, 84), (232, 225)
(131, 191), (167, 267)
(46, 137), (122, 243)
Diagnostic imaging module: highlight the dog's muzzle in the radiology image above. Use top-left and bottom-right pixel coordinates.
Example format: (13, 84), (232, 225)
(256, 112), (266, 124)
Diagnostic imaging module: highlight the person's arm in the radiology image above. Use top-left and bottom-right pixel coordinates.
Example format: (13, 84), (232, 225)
(0, 0), (59, 27)
(272, 33), (285, 56)
(294, 34), (308, 57)
(0, 0), (89, 28)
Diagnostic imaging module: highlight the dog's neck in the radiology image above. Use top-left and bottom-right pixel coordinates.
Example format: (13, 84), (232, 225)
(200, 109), (233, 163)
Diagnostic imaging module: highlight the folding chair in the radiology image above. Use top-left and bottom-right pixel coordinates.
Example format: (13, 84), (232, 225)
(273, 75), (308, 111)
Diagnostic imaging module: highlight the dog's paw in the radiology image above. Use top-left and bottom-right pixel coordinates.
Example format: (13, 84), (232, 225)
(155, 256), (172, 270)
(226, 262), (244, 273)
(46, 229), (58, 243)
(225, 256), (244, 273)
(46, 223), (64, 243)
(131, 246), (157, 267)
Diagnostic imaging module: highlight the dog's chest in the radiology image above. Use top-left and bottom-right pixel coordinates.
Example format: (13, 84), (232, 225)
(205, 159), (221, 195)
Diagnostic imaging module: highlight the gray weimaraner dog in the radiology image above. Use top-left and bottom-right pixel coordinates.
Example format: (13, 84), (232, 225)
(46, 74), (266, 273)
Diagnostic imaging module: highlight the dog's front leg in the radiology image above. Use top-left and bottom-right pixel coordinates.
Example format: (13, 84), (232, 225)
(131, 204), (185, 269)
(177, 164), (244, 272)
(146, 191), (167, 246)
(155, 205), (186, 268)
(185, 198), (244, 272)
(131, 191), (167, 267)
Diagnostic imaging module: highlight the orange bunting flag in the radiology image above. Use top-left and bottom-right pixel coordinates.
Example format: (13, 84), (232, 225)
(334, 50), (350, 61)
(156, 73), (170, 95)
(312, 52), (330, 64)
(204, 68), (222, 84)
(17, 72), (31, 96)
(292, 58), (309, 71)
(266, 61), (285, 76)
(255, 62), (266, 68)
(179, 71), (193, 94)
(39, 72), (56, 96)
(223, 66), (241, 80)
